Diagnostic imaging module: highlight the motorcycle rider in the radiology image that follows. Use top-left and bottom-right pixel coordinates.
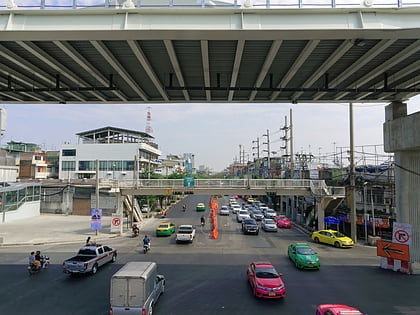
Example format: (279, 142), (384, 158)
(200, 216), (205, 227)
(35, 250), (44, 268)
(182, 204), (186, 212)
(132, 224), (140, 236)
(142, 235), (151, 251)
(28, 251), (36, 268)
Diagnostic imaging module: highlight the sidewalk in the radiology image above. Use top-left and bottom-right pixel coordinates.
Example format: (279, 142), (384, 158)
(0, 214), (152, 246)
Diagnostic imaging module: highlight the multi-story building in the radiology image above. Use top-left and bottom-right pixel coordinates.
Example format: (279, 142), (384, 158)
(59, 126), (161, 181)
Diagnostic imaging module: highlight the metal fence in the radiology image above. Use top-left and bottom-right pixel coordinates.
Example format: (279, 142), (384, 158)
(1, 0), (419, 10)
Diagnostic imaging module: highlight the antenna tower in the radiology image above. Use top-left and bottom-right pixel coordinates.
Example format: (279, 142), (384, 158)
(145, 106), (153, 134)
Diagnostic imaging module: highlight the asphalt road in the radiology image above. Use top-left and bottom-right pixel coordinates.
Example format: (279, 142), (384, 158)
(1, 195), (419, 315)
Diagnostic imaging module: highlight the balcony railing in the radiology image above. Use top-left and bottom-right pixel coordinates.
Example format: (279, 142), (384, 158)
(1, 0), (419, 10)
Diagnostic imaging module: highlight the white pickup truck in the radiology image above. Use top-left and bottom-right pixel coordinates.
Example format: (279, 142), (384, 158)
(176, 224), (196, 243)
(62, 244), (117, 275)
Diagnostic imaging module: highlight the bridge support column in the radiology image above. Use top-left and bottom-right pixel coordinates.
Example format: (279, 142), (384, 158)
(316, 197), (327, 231)
(115, 192), (124, 235)
(384, 101), (420, 274)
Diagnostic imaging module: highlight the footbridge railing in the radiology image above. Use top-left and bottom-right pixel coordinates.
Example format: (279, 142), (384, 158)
(100, 178), (345, 197)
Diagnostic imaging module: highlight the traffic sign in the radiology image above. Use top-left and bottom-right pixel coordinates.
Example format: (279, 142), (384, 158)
(377, 240), (410, 261)
(110, 214), (122, 233)
(183, 176), (195, 187)
(392, 222), (411, 245)
(324, 216), (339, 225)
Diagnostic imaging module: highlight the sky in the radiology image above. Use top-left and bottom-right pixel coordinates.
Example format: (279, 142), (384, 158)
(2, 97), (420, 172)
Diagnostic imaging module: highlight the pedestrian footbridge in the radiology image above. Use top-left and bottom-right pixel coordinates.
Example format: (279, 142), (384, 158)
(100, 178), (345, 198)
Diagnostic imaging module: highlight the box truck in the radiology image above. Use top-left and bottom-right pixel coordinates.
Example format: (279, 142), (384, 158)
(110, 262), (165, 315)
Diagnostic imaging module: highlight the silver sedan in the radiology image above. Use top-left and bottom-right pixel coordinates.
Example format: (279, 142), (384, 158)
(261, 218), (278, 232)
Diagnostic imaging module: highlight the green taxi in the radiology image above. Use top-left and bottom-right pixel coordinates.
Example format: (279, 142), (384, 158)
(287, 243), (320, 270)
(156, 222), (175, 236)
(196, 202), (206, 211)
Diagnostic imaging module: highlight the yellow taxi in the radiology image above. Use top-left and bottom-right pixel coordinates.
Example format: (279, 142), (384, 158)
(156, 221), (175, 236)
(311, 229), (354, 248)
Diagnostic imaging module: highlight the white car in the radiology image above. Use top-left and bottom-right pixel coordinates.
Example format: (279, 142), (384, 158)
(261, 218), (278, 232)
(236, 210), (250, 222)
(264, 208), (277, 219)
(231, 204), (242, 214)
(219, 206), (230, 215)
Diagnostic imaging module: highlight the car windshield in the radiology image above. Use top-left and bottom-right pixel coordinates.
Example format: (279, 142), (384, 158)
(265, 219), (275, 224)
(158, 224), (168, 228)
(333, 231), (346, 237)
(297, 248), (316, 255)
(255, 267), (279, 278)
(244, 219), (256, 224)
(278, 217), (288, 221)
(239, 210), (248, 214)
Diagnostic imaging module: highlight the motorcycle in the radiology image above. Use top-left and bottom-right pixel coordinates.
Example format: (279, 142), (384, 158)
(143, 243), (150, 254)
(28, 255), (50, 275)
(132, 226), (140, 237)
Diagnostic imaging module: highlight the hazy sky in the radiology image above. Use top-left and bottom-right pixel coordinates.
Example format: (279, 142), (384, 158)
(2, 96), (420, 172)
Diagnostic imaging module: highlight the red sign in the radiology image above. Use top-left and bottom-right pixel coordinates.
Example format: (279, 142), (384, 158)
(377, 240), (409, 261)
(112, 217), (121, 226)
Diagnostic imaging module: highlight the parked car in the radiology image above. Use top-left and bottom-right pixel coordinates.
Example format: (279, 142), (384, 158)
(246, 261), (286, 299)
(141, 204), (150, 213)
(236, 209), (250, 222)
(276, 215), (292, 228)
(156, 221), (175, 236)
(250, 209), (264, 221)
(311, 229), (354, 248)
(316, 304), (363, 315)
(242, 218), (259, 235)
(196, 202), (206, 211)
(219, 205), (230, 215)
(261, 218), (277, 232)
(287, 243), (320, 270)
(264, 208), (277, 219)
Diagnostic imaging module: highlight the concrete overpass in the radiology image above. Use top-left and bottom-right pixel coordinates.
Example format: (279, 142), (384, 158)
(2, 0), (420, 273)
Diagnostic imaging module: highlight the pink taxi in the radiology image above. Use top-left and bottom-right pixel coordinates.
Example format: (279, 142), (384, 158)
(246, 261), (286, 299)
(276, 215), (292, 228)
(316, 304), (363, 315)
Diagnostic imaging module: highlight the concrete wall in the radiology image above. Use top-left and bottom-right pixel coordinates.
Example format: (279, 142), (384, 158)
(1, 200), (40, 222)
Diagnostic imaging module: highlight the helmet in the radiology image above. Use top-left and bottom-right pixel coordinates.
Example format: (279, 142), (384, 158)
(36, 250), (40, 255)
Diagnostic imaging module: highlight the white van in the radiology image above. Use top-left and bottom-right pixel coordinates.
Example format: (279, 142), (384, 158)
(110, 262), (165, 315)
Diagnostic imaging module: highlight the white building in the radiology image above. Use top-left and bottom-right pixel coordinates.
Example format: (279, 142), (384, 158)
(59, 126), (161, 181)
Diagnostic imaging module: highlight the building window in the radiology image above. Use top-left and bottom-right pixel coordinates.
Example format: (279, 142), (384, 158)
(79, 161), (95, 171)
(108, 161), (122, 171)
(62, 161), (76, 171)
(62, 149), (76, 156)
(123, 160), (134, 171)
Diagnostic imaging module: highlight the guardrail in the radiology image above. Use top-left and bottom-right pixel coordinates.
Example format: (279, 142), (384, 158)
(99, 178), (345, 197)
(1, 0), (419, 10)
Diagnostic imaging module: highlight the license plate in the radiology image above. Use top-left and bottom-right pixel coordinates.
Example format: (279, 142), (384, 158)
(269, 291), (276, 296)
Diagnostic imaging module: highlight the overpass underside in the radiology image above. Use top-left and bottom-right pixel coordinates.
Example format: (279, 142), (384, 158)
(1, 6), (420, 104)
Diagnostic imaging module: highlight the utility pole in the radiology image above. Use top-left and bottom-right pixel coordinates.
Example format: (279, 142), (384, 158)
(349, 102), (357, 243)
(290, 108), (294, 178)
(262, 129), (270, 178)
(252, 138), (260, 178)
